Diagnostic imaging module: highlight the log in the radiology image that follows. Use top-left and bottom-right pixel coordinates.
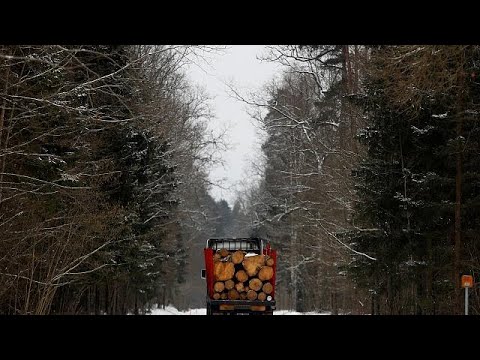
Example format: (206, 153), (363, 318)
(246, 290), (258, 301)
(220, 293), (227, 300)
(239, 292), (247, 300)
(214, 281), (225, 293)
(242, 255), (265, 277)
(214, 253), (222, 262)
(250, 305), (266, 311)
(262, 282), (273, 295)
(219, 248), (230, 258)
(214, 261), (235, 281)
(213, 293), (221, 300)
(235, 270), (249, 283)
(231, 250), (245, 264)
(258, 266), (274, 281)
(225, 279), (235, 290)
(249, 278), (263, 292)
(266, 258), (274, 267)
(257, 292), (267, 301)
(235, 282), (245, 293)
(227, 289), (240, 300)
(244, 286), (249, 292)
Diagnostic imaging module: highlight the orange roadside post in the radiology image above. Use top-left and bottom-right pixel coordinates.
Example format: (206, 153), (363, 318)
(461, 275), (474, 315)
(461, 275), (473, 288)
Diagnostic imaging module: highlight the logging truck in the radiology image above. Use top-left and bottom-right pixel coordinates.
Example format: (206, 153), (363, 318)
(201, 237), (277, 315)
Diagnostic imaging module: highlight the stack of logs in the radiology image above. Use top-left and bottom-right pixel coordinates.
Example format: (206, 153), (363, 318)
(212, 248), (274, 301)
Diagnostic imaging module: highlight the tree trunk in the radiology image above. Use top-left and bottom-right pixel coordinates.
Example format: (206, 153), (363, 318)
(95, 286), (100, 315)
(426, 236), (433, 314)
(454, 112), (463, 314)
(0, 52), (10, 205)
(105, 284), (109, 315)
(134, 293), (138, 315)
(454, 56), (466, 314)
(331, 291), (338, 315)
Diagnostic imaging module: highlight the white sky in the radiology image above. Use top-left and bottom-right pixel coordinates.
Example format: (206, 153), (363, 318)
(186, 46), (282, 206)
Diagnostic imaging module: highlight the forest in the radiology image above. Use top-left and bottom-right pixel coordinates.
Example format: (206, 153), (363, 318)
(1, 45), (479, 315)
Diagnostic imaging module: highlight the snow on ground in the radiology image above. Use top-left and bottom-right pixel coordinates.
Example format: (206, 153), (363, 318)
(150, 306), (207, 315)
(149, 305), (330, 315)
(273, 309), (330, 315)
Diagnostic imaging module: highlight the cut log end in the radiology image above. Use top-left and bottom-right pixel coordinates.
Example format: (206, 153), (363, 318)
(258, 266), (274, 281)
(228, 289), (240, 300)
(249, 278), (263, 292)
(262, 282), (273, 295)
(219, 248), (230, 258)
(225, 279), (235, 290)
(235, 282), (245, 293)
(242, 255), (266, 277)
(257, 292), (267, 301)
(246, 290), (258, 301)
(214, 281), (225, 293)
(232, 250), (245, 264)
(214, 262), (235, 281)
(235, 270), (248, 283)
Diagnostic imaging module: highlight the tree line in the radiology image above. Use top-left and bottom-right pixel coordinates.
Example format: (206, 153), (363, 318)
(235, 45), (480, 315)
(0, 45), (225, 314)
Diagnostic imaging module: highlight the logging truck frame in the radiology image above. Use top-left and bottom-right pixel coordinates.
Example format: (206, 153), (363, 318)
(202, 237), (277, 315)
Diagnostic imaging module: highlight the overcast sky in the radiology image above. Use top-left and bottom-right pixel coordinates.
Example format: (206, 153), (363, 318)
(186, 46), (282, 206)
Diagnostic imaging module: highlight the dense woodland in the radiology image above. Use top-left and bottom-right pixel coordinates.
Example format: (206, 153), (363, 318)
(232, 45), (480, 315)
(0, 45), (230, 314)
(1, 45), (479, 315)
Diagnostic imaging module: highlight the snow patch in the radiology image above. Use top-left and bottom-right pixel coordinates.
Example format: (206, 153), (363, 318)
(411, 125), (434, 135)
(149, 305), (331, 315)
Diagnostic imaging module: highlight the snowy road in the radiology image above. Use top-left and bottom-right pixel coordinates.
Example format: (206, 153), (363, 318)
(149, 306), (330, 315)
